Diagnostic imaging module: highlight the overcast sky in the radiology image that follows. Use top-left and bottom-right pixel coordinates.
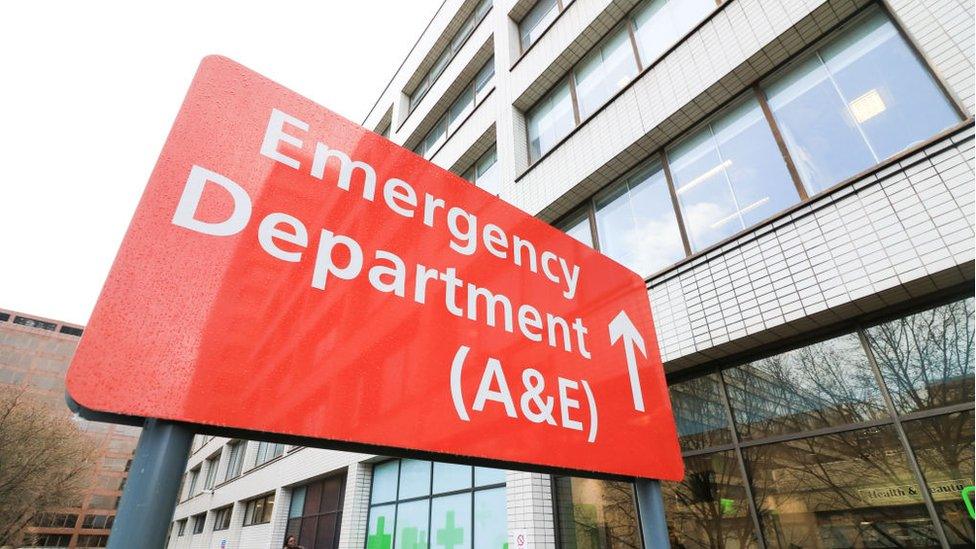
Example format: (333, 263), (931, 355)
(0, 1), (442, 325)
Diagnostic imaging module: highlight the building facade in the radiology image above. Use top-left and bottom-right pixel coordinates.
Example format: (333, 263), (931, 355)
(0, 309), (140, 548)
(167, 0), (975, 548)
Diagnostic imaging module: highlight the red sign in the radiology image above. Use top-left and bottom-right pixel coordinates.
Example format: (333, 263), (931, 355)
(66, 56), (682, 480)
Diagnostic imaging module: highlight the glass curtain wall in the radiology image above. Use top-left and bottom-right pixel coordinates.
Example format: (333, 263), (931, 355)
(365, 459), (508, 549)
(550, 5), (960, 279)
(553, 297), (975, 548)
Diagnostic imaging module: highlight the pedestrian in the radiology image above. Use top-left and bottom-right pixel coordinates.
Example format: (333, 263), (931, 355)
(283, 534), (304, 549)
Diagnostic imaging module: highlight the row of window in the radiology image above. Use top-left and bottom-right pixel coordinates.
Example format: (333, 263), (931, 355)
(183, 440), (285, 500)
(554, 297), (975, 548)
(526, 0), (719, 162)
(176, 493), (275, 537)
(1, 312), (84, 336)
(556, 6), (960, 277)
(409, 0), (492, 111)
(29, 533), (108, 547)
(366, 459), (508, 549)
(518, 0), (569, 51)
(414, 57), (494, 159)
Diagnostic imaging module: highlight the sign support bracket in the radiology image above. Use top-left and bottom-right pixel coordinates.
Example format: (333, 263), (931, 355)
(635, 478), (671, 548)
(108, 418), (194, 549)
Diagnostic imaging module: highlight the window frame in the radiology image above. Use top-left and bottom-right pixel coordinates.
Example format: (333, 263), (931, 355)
(191, 513), (206, 535)
(547, 0), (965, 282)
(363, 459), (508, 549)
(212, 506), (233, 531)
(414, 57), (495, 160)
(407, 0), (493, 115)
(242, 493), (276, 526)
(224, 440), (245, 482)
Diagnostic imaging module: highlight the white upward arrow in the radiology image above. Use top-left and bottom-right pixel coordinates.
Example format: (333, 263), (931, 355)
(609, 310), (647, 412)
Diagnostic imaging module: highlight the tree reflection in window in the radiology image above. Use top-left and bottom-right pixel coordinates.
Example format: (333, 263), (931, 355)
(865, 298), (974, 414)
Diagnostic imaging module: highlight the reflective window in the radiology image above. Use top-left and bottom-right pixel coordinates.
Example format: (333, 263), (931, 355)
(903, 411), (975, 546)
(417, 58), (494, 159)
(765, 7), (959, 194)
(724, 333), (887, 440)
(242, 493), (275, 526)
(594, 159), (685, 276)
(865, 298), (974, 414)
(365, 459), (507, 549)
(203, 452), (220, 489)
(527, 80), (575, 162)
(286, 475), (345, 548)
(745, 426), (942, 547)
(669, 373), (732, 451)
(664, 451), (760, 548)
(254, 441), (285, 466)
(553, 476), (641, 549)
(432, 493), (472, 549)
(668, 96), (800, 251)
(224, 440), (245, 481)
(410, 0), (492, 110)
(573, 27), (638, 118)
(464, 146), (500, 196)
(520, 0), (561, 51)
(556, 208), (593, 247)
(474, 488), (507, 549)
(632, 0), (714, 67)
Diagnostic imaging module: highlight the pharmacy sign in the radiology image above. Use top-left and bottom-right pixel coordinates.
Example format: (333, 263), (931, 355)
(66, 56), (682, 480)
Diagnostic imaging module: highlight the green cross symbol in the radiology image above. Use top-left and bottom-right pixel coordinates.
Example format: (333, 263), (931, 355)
(435, 511), (464, 549)
(367, 516), (393, 549)
(402, 526), (428, 549)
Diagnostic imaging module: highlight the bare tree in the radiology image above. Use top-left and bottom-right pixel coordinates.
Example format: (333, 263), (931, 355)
(0, 386), (97, 546)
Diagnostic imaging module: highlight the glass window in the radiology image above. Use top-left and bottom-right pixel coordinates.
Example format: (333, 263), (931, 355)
(372, 460), (399, 504)
(474, 466), (505, 487)
(723, 333), (888, 440)
(554, 476), (641, 549)
(764, 8), (959, 195)
(668, 373), (732, 452)
(865, 298), (974, 414)
(423, 116), (448, 158)
(520, 0), (560, 51)
(467, 146), (500, 195)
(474, 488), (507, 549)
(204, 453), (220, 489)
(573, 27), (639, 118)
(594, 159), (685, 276)
(557, 208), (593, 247)
(367, 505), (395, 549)
(668, 96), (800, 251)
(187, 467), (200, 497)
(288, 475), (345, 549)
(433, 462), (472, 493)
(213, 506), (232, 531)
(744, 426), (942, 547)
(366, 459), (506, 549)
(527, 80), (575, 162)
(903, 411), (974, 547)
(474, 59), (494, 102)
(192, 513), (206, 534)
(395, 500), (430, 549)
(409, 0), (493, 110)
(399, 459), (431, 500)
(663, 451), (760, 548)
(254, 441), (285, 466)
(176, 519), (187, 536)
(632, 0), (715, 66)
(224, 441), (245, 481)
(243, 493), (275, 526)
(432, 493), (472, 549)
(449, 85), (475, 131)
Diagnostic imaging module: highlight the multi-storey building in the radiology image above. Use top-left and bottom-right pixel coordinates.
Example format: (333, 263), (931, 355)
(167, 0), (975, 547)
(0, 309), (140, 548)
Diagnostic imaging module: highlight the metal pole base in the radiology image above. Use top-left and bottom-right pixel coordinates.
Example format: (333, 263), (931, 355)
(108, 419), (194, 549)
(635, 479), (671, 549)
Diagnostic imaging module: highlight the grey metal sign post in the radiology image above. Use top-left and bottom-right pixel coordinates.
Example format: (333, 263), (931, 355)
(636, 478), (671, 548)
(108, 419), (194, 549)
